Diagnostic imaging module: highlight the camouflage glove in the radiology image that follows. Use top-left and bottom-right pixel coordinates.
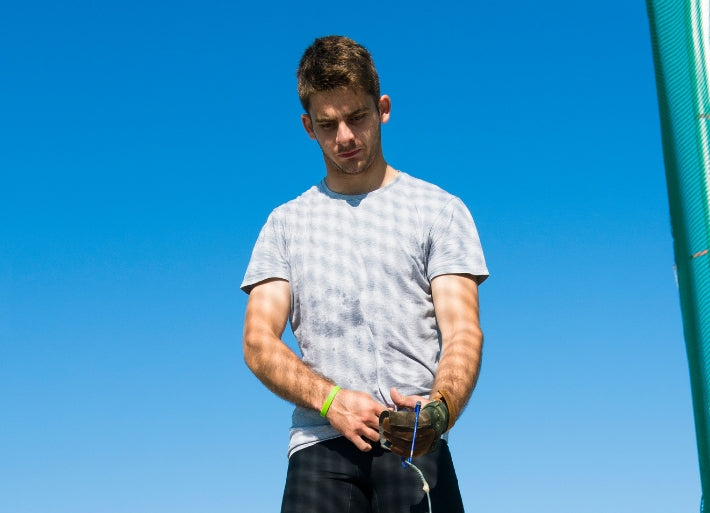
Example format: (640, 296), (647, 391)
(379, 400), (449, 458)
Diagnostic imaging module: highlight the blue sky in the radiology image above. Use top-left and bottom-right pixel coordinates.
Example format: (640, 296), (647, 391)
(1, 1), (700, 512)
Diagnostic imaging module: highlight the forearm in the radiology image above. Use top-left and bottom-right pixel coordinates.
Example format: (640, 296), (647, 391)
(243, 279), (384, 452)
(430, 273), (484, 428)
(431, 324), (483, 423)
(242, 278), (334, 413)
(244, 316), (384, 452)
(243, 330), (333, 412)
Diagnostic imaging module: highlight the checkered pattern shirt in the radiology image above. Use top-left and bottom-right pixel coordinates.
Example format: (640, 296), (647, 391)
(241, 171), (488, 457)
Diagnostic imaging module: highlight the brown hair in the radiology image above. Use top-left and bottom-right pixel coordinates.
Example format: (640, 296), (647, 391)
(297, 35), (380, 113)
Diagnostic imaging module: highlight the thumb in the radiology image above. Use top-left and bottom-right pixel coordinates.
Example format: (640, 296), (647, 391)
(390, 387), (403, 406)
(390, 387), (418, 410)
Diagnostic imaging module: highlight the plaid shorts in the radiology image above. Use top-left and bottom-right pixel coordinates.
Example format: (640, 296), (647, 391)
(280, 437), (465, 513)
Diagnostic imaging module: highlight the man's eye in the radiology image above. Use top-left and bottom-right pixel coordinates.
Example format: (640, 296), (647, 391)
(318, 122), (335, 130)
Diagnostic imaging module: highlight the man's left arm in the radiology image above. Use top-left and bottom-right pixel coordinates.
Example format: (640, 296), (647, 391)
(381, 273), (482, 456)
(429, 272), (483, 429)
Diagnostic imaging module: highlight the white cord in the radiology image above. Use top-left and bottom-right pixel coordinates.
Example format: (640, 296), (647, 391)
(403, 460), (432, 513)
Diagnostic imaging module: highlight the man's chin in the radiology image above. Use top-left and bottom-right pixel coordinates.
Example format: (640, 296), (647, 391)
(327, 159), (367, 176)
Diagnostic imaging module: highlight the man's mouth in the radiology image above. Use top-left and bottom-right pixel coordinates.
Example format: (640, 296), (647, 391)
(337, 148), (360, 159)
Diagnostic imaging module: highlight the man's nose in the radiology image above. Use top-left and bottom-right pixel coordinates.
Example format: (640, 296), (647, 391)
(336, 121), (355, 145)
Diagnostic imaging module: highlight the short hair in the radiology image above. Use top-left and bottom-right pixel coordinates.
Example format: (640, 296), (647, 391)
(297, 35), (381, 113)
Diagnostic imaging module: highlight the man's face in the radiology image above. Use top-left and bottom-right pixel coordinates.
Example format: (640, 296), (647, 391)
(302, 88), (391, 177)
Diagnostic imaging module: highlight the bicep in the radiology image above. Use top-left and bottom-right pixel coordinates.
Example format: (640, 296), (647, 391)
(243, 278), (291, 343)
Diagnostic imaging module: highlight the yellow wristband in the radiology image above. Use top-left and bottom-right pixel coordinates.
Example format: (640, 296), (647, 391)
(320, 386), (341, 418)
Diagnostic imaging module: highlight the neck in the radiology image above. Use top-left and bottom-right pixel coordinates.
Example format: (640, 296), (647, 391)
(324, 158), (397, 195)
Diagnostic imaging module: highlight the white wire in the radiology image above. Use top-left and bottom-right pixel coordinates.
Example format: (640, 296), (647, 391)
(403, 460), (432, 513)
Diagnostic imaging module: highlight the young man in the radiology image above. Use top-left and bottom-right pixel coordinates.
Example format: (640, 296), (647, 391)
(241, 35), (488, 512)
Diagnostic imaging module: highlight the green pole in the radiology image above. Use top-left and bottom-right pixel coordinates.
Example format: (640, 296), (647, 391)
(647, 1), (710, 510)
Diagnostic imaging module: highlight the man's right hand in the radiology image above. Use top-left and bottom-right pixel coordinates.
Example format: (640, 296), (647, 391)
(324, 388), (386, 452)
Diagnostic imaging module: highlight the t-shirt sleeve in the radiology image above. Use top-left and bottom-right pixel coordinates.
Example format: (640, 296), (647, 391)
(426, 197), (489, 284)
(240, 212), (290, 294)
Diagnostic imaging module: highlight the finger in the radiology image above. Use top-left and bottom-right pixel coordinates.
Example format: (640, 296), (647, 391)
(362, 426), (381, 443)
(350, 434), (373, 452)
(390, 387), (404, 405)
(372, 408), (388, 423)
(389, 445), (410, 457)
(390, 387), (417, 409)
(389, 438), (432, 458)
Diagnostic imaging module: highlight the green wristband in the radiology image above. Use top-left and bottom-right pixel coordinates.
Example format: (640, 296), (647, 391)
(320, 386), (341, 418)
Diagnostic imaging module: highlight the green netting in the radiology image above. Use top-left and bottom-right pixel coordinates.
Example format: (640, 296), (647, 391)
(647, 1), (710, 510)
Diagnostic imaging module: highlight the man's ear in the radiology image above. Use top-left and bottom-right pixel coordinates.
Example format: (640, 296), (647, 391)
(301, 113), (317, 140)
(378, 95), (391, 124)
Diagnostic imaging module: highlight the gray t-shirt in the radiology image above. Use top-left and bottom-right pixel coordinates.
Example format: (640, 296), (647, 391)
(241, 171), (488, 457)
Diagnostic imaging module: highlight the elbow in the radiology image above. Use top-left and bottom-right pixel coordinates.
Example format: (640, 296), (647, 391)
(242, 329), (264, 375)
(466, 323), (484, 352)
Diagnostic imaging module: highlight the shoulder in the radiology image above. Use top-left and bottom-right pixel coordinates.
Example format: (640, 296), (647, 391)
(268, 184), (324, 219)
(397, 172), (449, 194)
(395, 172), (468, 219)
(396, 172), (460, 204)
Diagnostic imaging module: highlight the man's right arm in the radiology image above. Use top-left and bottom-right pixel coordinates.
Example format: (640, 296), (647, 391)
(242, 278), (384, 451)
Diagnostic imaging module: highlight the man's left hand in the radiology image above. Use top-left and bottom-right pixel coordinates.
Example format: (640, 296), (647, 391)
(379, 388), (449, 457)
